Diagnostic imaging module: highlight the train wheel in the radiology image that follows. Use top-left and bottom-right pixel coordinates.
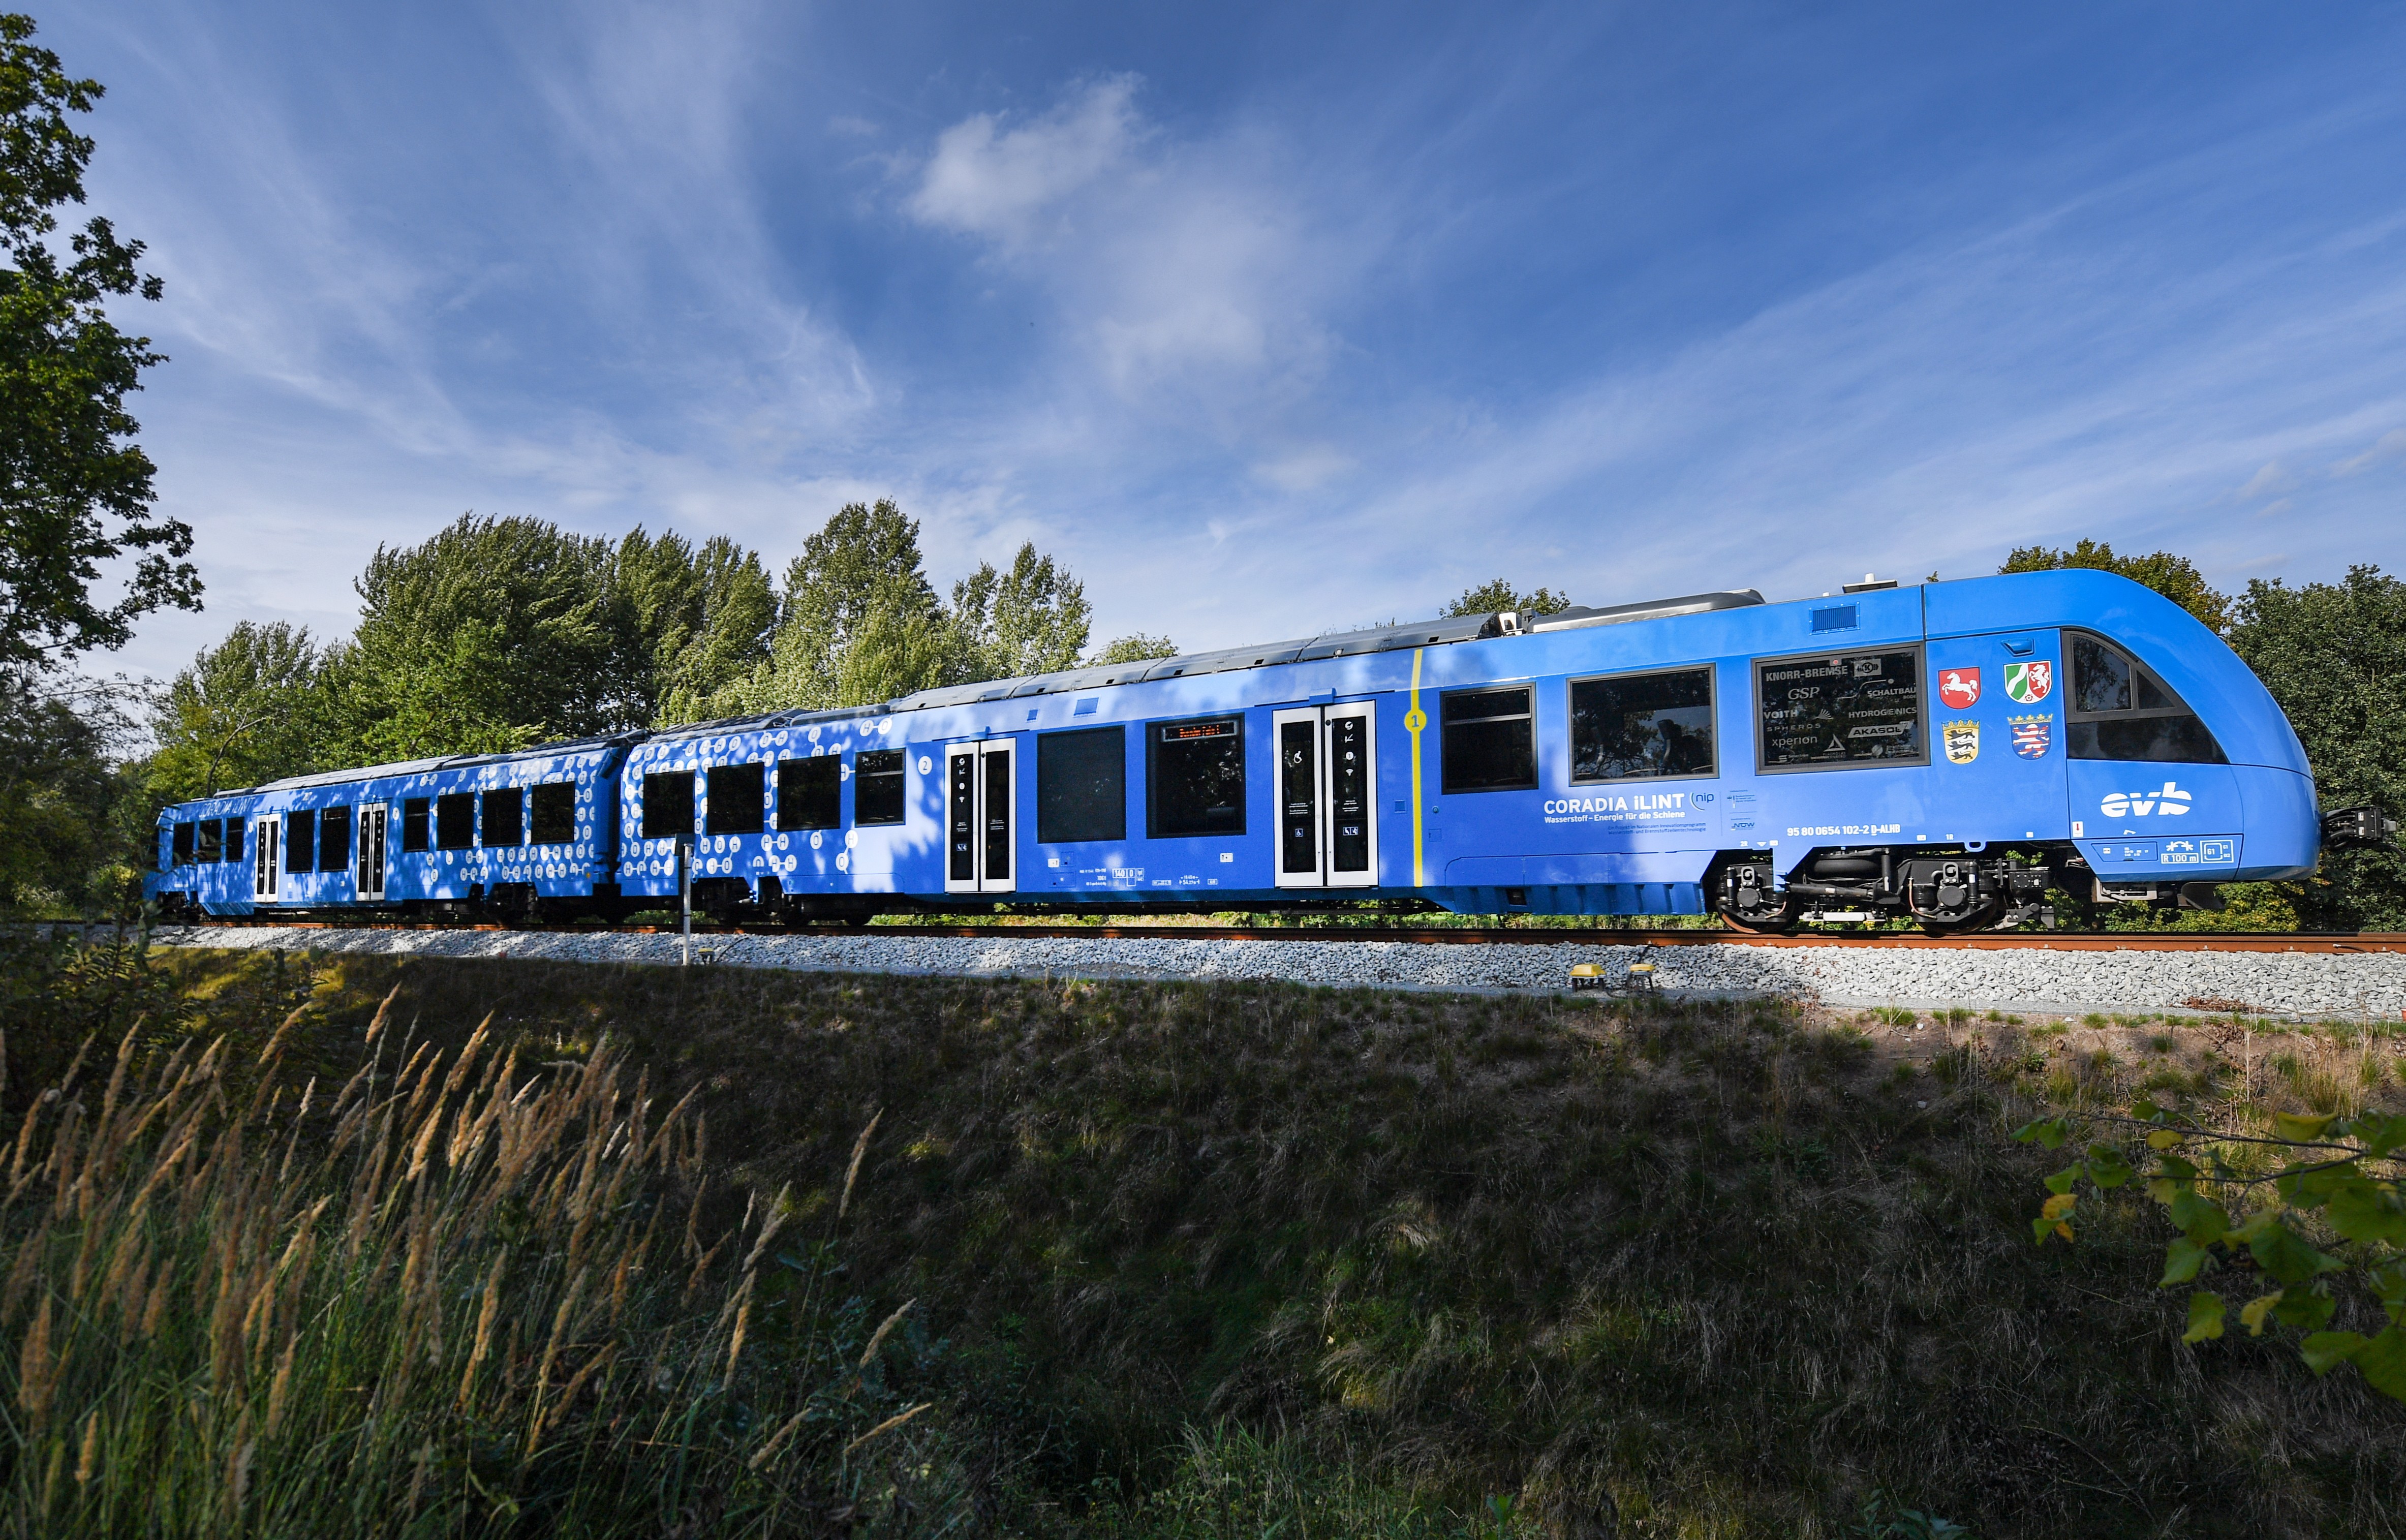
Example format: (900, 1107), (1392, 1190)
(1718, 907), (1799, 936)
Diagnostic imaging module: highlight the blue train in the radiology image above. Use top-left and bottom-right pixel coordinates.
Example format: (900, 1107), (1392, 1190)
(148, 569), (2368, 935)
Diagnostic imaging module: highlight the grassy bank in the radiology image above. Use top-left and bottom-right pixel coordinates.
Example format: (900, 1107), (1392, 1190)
(3, 938), (2402, 1536)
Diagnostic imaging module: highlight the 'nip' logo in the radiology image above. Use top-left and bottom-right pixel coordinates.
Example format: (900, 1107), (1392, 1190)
(2100, 782), (2193, 818)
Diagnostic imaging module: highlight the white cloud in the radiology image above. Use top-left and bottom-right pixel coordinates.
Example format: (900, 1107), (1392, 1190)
(907, 77), (1142, 245)
(1252, 445), (1355, 491)
(2236, 460), (2293, 499)
(2336, 425), (2406, 473)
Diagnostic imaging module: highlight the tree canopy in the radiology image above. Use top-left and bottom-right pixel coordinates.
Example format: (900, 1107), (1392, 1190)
(0, 15), (194, 671)
(1444, 579), (1572, 619)
(2000, 539), (2230, 633)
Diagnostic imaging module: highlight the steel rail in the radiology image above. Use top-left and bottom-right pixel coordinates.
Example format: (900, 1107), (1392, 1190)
(153, 917), (2406, 954)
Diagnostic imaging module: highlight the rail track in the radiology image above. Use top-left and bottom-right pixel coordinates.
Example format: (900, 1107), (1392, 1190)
(147, 918), (2406, 955)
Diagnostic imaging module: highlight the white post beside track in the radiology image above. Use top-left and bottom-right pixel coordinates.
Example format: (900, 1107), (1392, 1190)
(679, 835), (692, 967)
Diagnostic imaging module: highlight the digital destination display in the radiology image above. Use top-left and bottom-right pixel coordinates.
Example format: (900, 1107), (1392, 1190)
(1160, 719), (1239, 743)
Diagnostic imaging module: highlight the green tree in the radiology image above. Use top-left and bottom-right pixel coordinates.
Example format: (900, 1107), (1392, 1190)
(1999, 538), (2230, 633)
(143, 621), (324, 802)
(716, 500), (947, 714)
(1092, 633), (1178, 665)
(611, 529), (777, 725)
(2226, 565), (2406, 930)
(0, 16), (196, 671)
(950, 541), (1091, 682)
(0, 674), (140, 915)
(1444, 580), (1571, 619)
(322, 513), (619, 762)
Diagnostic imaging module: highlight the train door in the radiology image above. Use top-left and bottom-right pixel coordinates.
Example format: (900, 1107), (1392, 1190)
(253, 815), (281, 902)
(943, 741), (1016, 895)
(1271, 703), (1378, 889)
(356, 804), (388, 900)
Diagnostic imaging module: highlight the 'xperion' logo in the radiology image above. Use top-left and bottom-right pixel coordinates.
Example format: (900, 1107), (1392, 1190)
(2100, 782), (2192, 818)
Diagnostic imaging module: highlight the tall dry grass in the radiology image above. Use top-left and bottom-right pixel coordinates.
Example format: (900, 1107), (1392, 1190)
(0, 984), (964, 1538)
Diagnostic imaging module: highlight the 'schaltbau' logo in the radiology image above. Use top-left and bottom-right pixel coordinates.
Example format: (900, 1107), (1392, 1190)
(2100, 782), (2192, 818)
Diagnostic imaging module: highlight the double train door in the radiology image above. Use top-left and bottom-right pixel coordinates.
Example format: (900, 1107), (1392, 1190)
(252, 815), (281, 902)
(1272, 703), (1378, 889)
(356, 804), (388, 900)
(944, 741), (1015, 894)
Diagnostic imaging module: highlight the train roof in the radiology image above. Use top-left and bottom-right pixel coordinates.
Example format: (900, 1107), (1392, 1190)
(240, 731), (642, 794)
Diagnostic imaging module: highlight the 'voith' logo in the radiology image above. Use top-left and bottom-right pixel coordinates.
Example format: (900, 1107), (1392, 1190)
(2100, 782), (2193, 818)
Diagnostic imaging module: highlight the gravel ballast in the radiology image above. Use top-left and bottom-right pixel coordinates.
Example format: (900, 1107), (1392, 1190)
(143, 926), (2406, 1020)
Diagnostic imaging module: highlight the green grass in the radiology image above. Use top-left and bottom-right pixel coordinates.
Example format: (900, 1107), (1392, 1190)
(2, 938), (2401, 1537)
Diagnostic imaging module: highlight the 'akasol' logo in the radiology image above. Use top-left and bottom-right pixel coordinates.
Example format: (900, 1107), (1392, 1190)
(2100, 781), (2192, 818)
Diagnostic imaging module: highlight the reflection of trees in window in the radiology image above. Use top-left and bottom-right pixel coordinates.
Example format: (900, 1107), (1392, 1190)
(2066, 633), (2226, 764)
(1441, 688), (1535, 793)
(854, 751), (906, 826)
(1150, 718), (1246, 836)
(1039, 726), (1126, 843)
(1571, 669), (1714, 782)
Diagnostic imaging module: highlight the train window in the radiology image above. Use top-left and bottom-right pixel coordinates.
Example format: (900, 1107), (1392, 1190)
(196, 819), (224, 863)
(776, 758), (841, 831)
(1754, 649), (1926, 771)
(1569, 668), (1715, 782)
(1149, 717), (1246, 837)
(436, 793), (476, 849)
(530, 782), (577, 845)
(319, 807), (352, 872)
(640, 772), (695, 840)
(402, 798), (431, 852)
(482, 788), (523, 846)
(1038, 726), (1126, 844)
(2066, 633), (2227, 764)
(226, 817), (244, 864)
(172, 821), (195, 865)
(854, 751), (906, 826)
(288, 809), (318, 873)
(707, 763), (767, 836)
(1441, 687), (1536, 793)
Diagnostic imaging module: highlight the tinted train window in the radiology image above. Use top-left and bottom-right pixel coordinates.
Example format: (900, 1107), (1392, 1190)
(640, 772), (695, 840)
(287, 809), (317, 873)
(706, 763), (766, 836)
(196, 819), (223, 863)
(776, 758), (841, 831)
(402, 798), (431, 852)
(226, 817), (244, 863)
(1755, 649), (1925, 769)
(319, 806), (352, 872)
(2066, 633), (2227, 764)
(1039, 726), (1126, 843)
(1570, 668), (1715, 782)
(172, 822), (195, 865)
(1442, 687), (1536, 793)
(854, 751), (906, 825)
(531, 782), (576, 845)
(1149, 717), (1245, 837)
(436, 793), (476, 849)
(482, 788), (523, 846)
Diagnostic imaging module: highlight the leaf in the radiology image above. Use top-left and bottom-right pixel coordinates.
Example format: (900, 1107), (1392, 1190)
(2275, 1161), (2356, 1208)
(2299, 1331), (2368, 1376)
(2158, 1154), (2199, 1182)
(2274, 1112), (2338, 1143)
(2160, 1238), (2209, 1287)
(2044, 1164), (2086, 1196)
(2031, 1215), (2070, 1245)
(2323, 1177), (2406, 1246)
(2353, 1325), (2406, 1401)
(2131, 1097), (2162, 1122)
(2042, 1193), (2077, 1221)
(2147, 1129), (2185, 1150)
(2272, 1284), (2337, 1332)
(2183, 1291), (2226, 1343)
(2246, 1217), (2346, 1285)
(2240, 1291), (2285, 1336)
(2086, 1145), (2134, 1189)
(2166, 1189), (2230, 1244)
(2349, 1113), (2406, 1160)
(2014, 1118), (2071, 1150)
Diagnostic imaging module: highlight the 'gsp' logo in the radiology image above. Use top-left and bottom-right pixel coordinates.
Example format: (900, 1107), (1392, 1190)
(2100, 781), (2192, 818)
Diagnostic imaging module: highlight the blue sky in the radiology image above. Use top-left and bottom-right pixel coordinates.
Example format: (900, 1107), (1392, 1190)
(54, 1), (2406, 682)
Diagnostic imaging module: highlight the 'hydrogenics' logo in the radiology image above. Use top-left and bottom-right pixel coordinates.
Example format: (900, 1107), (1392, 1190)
(2100, 782), (2192, 818)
